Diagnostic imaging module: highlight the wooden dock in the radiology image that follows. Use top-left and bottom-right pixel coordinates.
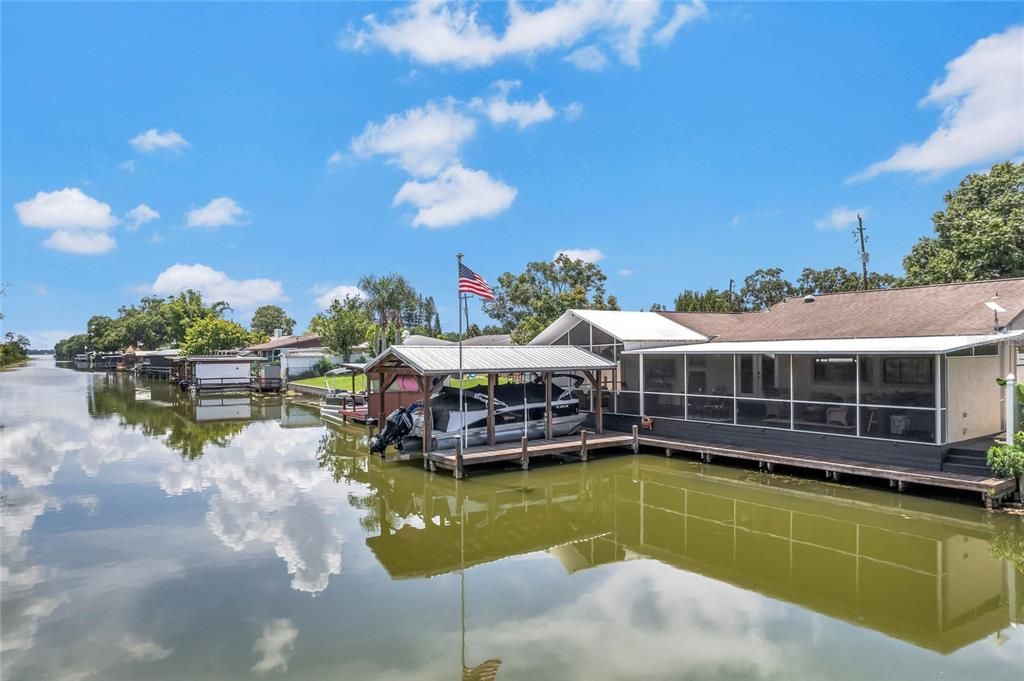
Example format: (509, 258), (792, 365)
(426, 431), (633, 475)
(422, 427), (1018, 508)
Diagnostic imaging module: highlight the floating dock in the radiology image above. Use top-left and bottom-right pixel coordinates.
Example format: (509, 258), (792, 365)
(422, 427), (1017, 508)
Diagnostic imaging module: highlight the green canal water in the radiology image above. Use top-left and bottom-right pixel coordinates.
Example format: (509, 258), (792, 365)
(2, 358), (1023, 680)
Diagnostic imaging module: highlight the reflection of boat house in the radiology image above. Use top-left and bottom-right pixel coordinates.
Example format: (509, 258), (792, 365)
(365, 459), (1022, 655)
(531, 279), (1024, 475)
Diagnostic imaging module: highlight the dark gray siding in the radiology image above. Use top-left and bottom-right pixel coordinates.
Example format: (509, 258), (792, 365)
(592, 413), (945, 471)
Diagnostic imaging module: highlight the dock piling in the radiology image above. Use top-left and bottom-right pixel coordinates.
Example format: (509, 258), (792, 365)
(631, 425), (639, 454)
(580, 430), (589, 462)
(455, 439), (464, 480)
(520, 436), (529, 470)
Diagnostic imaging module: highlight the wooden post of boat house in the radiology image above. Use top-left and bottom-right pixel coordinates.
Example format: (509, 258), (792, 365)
(544, 372), (553, 440)
(419, 376), (433, 466)
(584, 370), (604, 434)
(486, 374), (496, 446)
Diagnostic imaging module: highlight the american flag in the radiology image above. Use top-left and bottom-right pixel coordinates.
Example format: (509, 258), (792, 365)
(458, 262), (495, 300)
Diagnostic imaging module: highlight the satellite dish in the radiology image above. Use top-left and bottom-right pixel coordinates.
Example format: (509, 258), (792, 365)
(985, 301), (1007, 314)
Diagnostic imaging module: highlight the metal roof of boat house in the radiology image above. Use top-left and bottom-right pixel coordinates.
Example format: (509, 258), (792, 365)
(364, 345), (616, 376)
(530, 309), (707, 345)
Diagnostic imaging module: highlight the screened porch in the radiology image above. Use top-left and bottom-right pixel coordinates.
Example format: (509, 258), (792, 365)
(615, 334), (1020, 446)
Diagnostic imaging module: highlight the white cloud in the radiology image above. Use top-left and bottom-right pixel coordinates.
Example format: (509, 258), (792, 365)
(851, 25), (1024, 181)
(350, 100), (476, 177)
(150, 264), (285, 308)
(252, 619), (298, 675)
(118, 634), (172, 662)
(126, 203), (159, 230)
(474, 80), (556, 130)
(618, 268), (634, 277)
(186, 197), (248, 228)
(653, 0), (707, 44)
(554, 248), (605, 263)
(327, 150), (344, 166)
(814, 206), (866, 230)
(129, 128), (190, 153)
(119, 160), (137, 173)
(394, 164), (516, 228)
(314, 284), (364, 309)
(563, 101), (584, 121)
(342, 0), (704, 69)
(565, 45), (608, 71)
(15, 188), (117, 230)
(42, 230), (116, 255)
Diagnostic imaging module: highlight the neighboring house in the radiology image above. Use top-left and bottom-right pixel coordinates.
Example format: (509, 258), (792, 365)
(531, 278), (1024, 473)
(245, 332), (323, 360)
(400, 333), (512, 347)
(463, 334), (513, 346)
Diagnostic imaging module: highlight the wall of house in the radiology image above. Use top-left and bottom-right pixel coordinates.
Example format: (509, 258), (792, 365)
(946, 356), (1002, 443)
(596, 413), (945, 470)
(194, 362), (251, 385)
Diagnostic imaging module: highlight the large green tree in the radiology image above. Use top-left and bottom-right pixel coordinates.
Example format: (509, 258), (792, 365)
(740, 268), (797, 311)
(673, 288), (736, 312)
(54, 333), (89, 360)
(180, 317), (258, 356)
(483, 254), (619, 344)
(162, 290), (231, 344)
(250, 305), (296, 337)
(795, 267), (900, 295)
(0, 331), (30, 367)
(903, 161), (1024, 285)
(358, 274), (418, 352)
(309, 295), (372, 362)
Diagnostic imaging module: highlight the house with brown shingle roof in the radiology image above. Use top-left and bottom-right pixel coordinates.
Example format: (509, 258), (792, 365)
(245, 332), (323, 357)
(531, 278), (1023, 474)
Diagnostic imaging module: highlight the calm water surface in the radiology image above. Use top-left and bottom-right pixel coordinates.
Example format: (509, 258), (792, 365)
(2, 359), (1023, 680)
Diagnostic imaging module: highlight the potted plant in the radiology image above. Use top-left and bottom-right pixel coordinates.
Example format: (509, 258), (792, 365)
(987, 431), (1024, 500)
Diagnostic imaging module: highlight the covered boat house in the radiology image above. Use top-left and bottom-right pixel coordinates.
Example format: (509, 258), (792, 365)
(531, 279), (1023, 478)
(363, 345), (618, 470)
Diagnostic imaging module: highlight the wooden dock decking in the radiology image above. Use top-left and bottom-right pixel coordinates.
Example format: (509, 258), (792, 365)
(421, 428), (1018, 507)
(426, 432), (633, 472)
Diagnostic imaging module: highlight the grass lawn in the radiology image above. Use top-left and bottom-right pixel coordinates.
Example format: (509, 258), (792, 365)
(290, 374), (513, 391)
(292, 374), (368, 391)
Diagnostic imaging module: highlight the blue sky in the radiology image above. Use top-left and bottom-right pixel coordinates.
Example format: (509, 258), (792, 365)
(3, 1), (1023, 348)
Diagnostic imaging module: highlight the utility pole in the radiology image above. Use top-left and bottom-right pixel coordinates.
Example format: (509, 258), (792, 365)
(728, 278), (735, 311)
(855, 214), (869, 290)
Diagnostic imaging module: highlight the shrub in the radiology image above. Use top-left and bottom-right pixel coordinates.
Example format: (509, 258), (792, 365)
(314, 357), (336, 375)
(987, 433), (1024, 478)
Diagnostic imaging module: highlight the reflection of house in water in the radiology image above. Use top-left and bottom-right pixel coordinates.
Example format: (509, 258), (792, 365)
(194, 395), (253, 421)
(363, 459), (1022, 655)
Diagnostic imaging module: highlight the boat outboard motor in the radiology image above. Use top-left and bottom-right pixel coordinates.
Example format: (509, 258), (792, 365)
(369, 406), (414, 455)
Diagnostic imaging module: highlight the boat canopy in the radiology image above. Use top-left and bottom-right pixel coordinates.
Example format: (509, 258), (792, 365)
(325, 362), (368, 376)
(623, 331), (1023, 356)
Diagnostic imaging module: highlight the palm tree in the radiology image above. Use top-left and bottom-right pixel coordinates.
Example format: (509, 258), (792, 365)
(358, 274), (417, 353)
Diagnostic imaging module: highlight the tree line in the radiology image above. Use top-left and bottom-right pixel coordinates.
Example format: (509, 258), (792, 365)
(52, 160), (1022, 360)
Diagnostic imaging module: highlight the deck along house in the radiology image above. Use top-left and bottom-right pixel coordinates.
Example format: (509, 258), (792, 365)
(531, 279), (1024, 473)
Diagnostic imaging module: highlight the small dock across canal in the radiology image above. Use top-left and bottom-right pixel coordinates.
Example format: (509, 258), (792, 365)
(424, 427), (1018, 508)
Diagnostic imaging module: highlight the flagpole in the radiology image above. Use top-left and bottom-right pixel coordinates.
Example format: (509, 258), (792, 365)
(457, 253), (465, 449)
